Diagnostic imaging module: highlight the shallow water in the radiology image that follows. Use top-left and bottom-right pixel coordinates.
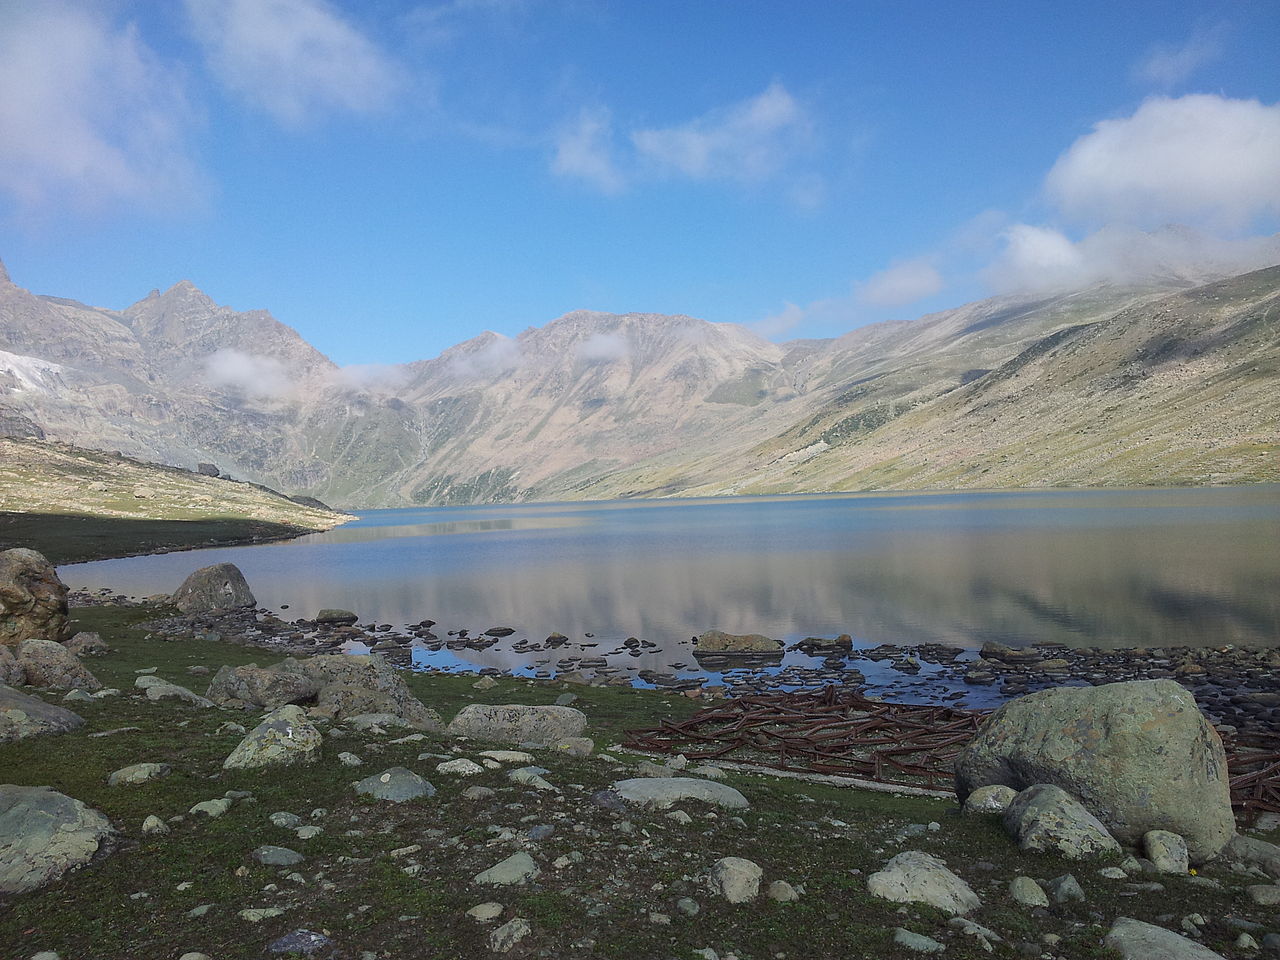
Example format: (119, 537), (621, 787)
(65, 487), (1280, 663)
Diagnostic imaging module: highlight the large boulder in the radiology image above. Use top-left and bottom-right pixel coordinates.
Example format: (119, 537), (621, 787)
(0, 684), (84, 742)
(1003, 784), (1121, 859)
(954, 680), (1234, 863)
(866, 850), (980, 916)
(0, 548), (70, 647)
(16, 639), (102, 691)
(447, 703), (587, 745)
(280, 655), (441, 730)
(1104, 917), (1226, 959)
(223, 705), (323, 770)
(0, 785), (113, 894)
(609, 777), (749, 810)
(171, 563), (256, 614)
(206, 663), (319, 710)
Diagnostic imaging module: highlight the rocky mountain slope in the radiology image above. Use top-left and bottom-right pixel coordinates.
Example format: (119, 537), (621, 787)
(0, 255), (1277, 508)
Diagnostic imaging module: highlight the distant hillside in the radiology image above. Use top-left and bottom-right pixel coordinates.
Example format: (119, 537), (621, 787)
(0, 254), (1277, 507)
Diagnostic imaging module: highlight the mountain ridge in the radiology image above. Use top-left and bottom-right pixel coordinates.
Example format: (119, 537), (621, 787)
(0, 256), (1277, 507)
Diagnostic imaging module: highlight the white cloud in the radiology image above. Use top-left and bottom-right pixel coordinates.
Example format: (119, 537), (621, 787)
(552, 107), (624, 193)
(329, 363), (412, 393)
(752, 303), (806, 339)
(204, 349), (293, 398)
(445, 333), (521, 378)
(576, 331), (629, 362)
(631, 82), (812, 182)
(858, 258), (944, 307)
(0, 2), (200, 214)
(185, 0), (400, 127)
(983, 222), (1280, 293)
(1045, 94), (1280, 230)
(1134, 25), (1226, 89)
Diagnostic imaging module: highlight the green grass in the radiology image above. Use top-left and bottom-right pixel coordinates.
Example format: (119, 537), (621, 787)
(0, 605), (1271, 958)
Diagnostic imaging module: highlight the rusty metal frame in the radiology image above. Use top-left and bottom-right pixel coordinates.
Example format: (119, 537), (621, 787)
(624, 685), (1280, 820)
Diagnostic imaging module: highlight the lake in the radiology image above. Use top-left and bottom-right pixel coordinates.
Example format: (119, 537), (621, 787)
(64, 487), (1280, 663)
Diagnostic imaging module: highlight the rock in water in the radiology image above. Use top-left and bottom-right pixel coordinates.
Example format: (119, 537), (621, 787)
(0, 548), (70, 647)
(694, 630), (783, 653)
(16, 639), (102, 691)
(1003, 784), (1121, 859)
(171, 563), (256, 614)
(954, 679), (1233, 862)
(866, 850), (980, 916)
(0, 684), (84, 742)
(0, 785), (113, 894)
(446, 703), (587, 745)
(1104, 917), (1227, 959)
(222, 705), (322, 769)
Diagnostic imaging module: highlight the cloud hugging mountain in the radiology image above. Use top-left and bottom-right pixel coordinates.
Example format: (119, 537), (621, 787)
(1, 252), (1278, 509)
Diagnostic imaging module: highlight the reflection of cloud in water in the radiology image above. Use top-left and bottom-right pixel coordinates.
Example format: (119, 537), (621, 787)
(64, 487), (1280, 654)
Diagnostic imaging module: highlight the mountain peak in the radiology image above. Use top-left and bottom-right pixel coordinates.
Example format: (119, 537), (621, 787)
(0, 258), (10, 285)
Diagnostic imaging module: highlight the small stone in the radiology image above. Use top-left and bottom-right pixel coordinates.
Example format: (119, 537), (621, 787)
(238, 907), (285, 922)
(141, 814), (169, 835)
(666, 810), (693, 825)
(252, 845), (304, 867)
(1237, 933), (1260, 951)
(474, 852), (540, 886)
(354, 767), (435, 803)
(1009, 875), (1049, 907)
(1099, 867), (1127, 879)
(269, 812), (302, 828)
(487, 917), (531, 953)
(1144, 830), (1190, 874)
(893, 929), (945, 954)
(265, 930), (337, 956)
(294, 826), (322, 840)
(178, 954), (211, 960)
(189, 798), (232, 818)
(962, 784), (1018, 816)
(337, 752), (362, 767)
(467, 902), (503, 922)
(436, 758), (484, 776)
(1044, 874), (1085, 903)
(1246, 885), (1280, 905)
(649, 911), (671, 925)
(767, 880), (799, 902)
(462, 786), (495, 800)
(709, 857), (762, 903)
(676, 897), (700, 916)
(107, 762), (172, 787)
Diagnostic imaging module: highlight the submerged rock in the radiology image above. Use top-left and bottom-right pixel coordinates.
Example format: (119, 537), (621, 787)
(694, 630), (783, 654)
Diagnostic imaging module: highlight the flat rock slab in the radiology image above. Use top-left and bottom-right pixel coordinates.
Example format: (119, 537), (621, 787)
(0, 784), (113, 894)
(223, 706), (322, 770)
(0, 684), (84, 742)
(474, 851), (540, 885)
(1105, 917), (1226, 959)
(610, 777), (749, 810)
(266, 930), (340, 957)
(354, 767), (435, 803)
(252, 845), (305, 866)
(107, 762), (172, 787)
(867, 850), (981, 916)
(447, 703), (587, 745)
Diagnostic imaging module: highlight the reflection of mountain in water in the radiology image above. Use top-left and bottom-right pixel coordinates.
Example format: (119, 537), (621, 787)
(65, 488), (1280, 660)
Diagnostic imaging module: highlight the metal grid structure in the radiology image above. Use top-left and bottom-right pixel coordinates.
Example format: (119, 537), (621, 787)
(624, 685), (1280, 818)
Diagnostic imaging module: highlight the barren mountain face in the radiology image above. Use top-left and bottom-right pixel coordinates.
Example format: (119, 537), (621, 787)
(0, 259), (1277, 508)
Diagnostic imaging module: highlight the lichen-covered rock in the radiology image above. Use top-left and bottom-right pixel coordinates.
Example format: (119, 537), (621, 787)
(867, 850), (980, 915)
(281, 655), (441, 730)
(171, 563), (256, 614)
(962, 784), (1018, 817)
(1105, 917), (1226, 959)
(694, 630), (783, 653)
(135, 675), (215, 707)
(0, 785), (113, 894)
(447, 703), (586, 745)
(354, 767), (435, 803)
(63, 632), (109, 658)
(0, 548), (70, 648)
(1144, 830), (1190, 875)
(107, 762), (172, 787)
(223, 705), (322, 770)
(609, 777), (749, 810)
(1003, 784), (1121, 859)
(955, 679), (1233, 862)
(709, 857), (762, 903)
(0, 684), (84, 742)
(16, 639), (101, 691)
(206, 663), (319, 710)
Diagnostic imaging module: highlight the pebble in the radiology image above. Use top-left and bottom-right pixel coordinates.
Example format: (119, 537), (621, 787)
(141, 814), (169, 835)
(467, 902), (504, 922)
(239, 907), (285, 922)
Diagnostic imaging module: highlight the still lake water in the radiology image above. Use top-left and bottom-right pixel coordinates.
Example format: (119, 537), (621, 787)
(64, 487), (1280, 656)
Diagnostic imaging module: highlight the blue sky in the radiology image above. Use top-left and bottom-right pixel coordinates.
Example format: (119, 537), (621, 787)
(2, 0), (1279, 366)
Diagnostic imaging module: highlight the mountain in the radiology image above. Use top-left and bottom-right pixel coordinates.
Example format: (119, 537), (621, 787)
(0, 255), (1277, 508)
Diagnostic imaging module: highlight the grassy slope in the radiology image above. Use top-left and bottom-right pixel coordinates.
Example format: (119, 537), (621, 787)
(0, 438), (349, 561)
(0, 606), (1269, 959)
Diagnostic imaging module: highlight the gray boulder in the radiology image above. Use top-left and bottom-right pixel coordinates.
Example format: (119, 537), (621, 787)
(1003, 784), (1121, 859)
(16, 639), (101, 691)
(709, 856), (762, 903)
(281, 655), (441, 730)
(0, 785), (113, 894)
(0, 548), (70, 647)
(223, 705), (323, 770)
(0, 684), (84, 742)
(1144, 830), (1190, 874)
(1104, 917), (1226, 959)
(107, 762), (172, 787)
(447, 703), (586, 745)
(962, 784), (1018, 817)
(315, 609), (359, 624)
(206, 663), (319, 710)
(135, 675), (214, 707)
(354, 767), (435, 803)
(955, 679), (1233, 862)
(866, 850), (980, 915)
(63, 632), (109, 657)
(474, 851), (539, 885)
(171, 563), (256, 614)
(610, 777), (749, 810)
